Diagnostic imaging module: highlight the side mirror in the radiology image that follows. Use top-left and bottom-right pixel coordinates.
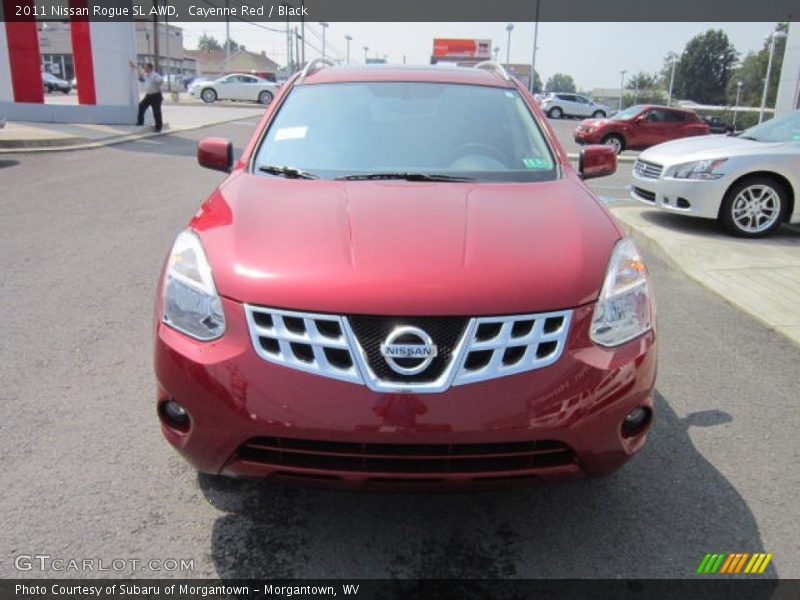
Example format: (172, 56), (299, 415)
(197, 137), (233, 173)
(634, 115), (646, 123)
(579, 145), (617, 180)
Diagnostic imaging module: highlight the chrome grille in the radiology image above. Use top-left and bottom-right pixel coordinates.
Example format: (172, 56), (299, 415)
(244, 306), (573, 393)
(634, 159), (663, 179)
(244, 306), (361, 384)
(454, 312), (571, 386)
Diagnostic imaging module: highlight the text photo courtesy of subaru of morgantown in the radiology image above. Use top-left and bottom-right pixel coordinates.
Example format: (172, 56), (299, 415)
(1, 1), (799, 598)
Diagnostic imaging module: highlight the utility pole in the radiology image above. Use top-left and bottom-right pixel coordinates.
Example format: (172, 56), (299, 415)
(164, 0), (171, 91)
(733, 80), (742, 130)
(285, 6), (292, 74)
(224, 0), (230, 74)
(530, 0), (540, 93)
(364, 46), (369, 63)
(152, 1), (160, 73)
(295, 27), (300, 70)
(345, 35), (352, 64)
(667, 55), (677, 106)
(619, 70), (627, 111)
(320, 22), (328, 60)
(505, 23), (514, 65)
(300, 0), (305, 65)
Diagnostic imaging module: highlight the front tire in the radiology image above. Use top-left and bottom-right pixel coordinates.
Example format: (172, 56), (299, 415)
(258, 90), (274, 105)
(548, 107), (563, 119)
(601, 134), (624, 154)
(201, 88), (217, 103)
(719, 176), (787, 237)
(592, 110), (606, 118)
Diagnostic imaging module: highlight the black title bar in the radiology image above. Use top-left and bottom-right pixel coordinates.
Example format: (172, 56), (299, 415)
(1, 0), (798, 22)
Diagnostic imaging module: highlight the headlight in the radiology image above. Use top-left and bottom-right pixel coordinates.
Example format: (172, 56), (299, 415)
(672, 158), (727, 180)
(162, 230), (225, 341)
(590, 239), (654, 347)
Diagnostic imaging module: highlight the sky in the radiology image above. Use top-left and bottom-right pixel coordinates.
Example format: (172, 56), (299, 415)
(174, 21), (779, 90)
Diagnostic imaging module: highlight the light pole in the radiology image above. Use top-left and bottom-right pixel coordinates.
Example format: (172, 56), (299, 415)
(667, 55), (678, 106)
(733, 80), (743, 131)
(493, 46), (499, 62)
(363, 46), (369, 63)
(320, 22), (328, 60)
(345, 35), (352, 64)
(530, 0), (540, 94)
(759, 30), (787, 123)
(619, 70), (627, 111)
(505, 23), (514, 65)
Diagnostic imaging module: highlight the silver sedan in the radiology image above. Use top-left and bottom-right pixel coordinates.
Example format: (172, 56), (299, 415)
(630, 110), (800, 237)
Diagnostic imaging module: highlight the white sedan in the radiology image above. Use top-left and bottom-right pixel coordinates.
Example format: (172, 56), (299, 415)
(631, 110), (800, 237)
(189, 74), (277, 105)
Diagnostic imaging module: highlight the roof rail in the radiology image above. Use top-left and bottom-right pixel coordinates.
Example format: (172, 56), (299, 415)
(474, 61), (511, 82)
(297, 58), (334, 84)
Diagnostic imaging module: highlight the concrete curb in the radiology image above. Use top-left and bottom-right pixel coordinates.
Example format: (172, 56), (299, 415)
(609, 207), (800, 348)
(0, 114), (259, 154)
(566, 152), (638, 163)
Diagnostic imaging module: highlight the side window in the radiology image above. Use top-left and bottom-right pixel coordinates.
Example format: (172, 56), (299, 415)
(576, 96), (589, 104)
(646, 109), (666, 122)
(664, 110), (686, 122)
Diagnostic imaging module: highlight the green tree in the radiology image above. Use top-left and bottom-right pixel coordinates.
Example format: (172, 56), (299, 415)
(197, 33), (222, 51)
(626, 71), (660, 92)
(530, 70), (543, 94)
(672, 29), (738, 104)
(545, 73), (576, 93)
(197, 34), (245, 53)
(726, 22), (788, 108)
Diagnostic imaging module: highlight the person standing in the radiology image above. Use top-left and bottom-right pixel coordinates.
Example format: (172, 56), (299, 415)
(130, 61), (163, 132)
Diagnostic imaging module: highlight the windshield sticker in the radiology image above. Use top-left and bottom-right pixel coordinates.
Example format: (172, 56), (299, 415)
(522, 157), (552, 170)
(274, 126), (308, 141)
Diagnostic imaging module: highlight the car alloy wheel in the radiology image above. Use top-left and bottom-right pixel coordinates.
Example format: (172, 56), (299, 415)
(548, 107), (563, 119)
(592, 110), (606, 118)
(258, 91), (273, 105)
(602, 134), (623, 154)
(724, 180), (784, 236)
(201, 88), (217, 103)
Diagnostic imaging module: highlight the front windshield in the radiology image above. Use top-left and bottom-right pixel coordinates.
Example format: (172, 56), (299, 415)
(253, 81), (556, 182)
(611, 105), (646, 121)
(739, 111), (800, 143)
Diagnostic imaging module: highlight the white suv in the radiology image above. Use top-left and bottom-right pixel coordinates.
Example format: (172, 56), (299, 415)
(540, 93), (607, 119)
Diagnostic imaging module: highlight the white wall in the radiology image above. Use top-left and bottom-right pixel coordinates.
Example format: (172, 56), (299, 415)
(0, 23), (14, 102)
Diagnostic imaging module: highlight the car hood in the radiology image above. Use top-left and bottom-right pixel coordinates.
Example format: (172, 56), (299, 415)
(639, 135), (785, 164)
(191, 174), (621, 315)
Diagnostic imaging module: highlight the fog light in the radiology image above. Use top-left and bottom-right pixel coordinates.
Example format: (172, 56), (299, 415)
(621, 406), (651, 438)
(160, 399), (190, 430)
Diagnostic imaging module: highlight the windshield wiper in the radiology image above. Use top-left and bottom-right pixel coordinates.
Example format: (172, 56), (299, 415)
(335, 172), (474, 182)
(258, 165), (319, 179)
(737, 135), (760, 141)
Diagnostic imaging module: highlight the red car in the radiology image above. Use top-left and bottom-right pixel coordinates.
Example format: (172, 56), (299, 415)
(155, 62), (657, 489)
(574, 104), (710, 154)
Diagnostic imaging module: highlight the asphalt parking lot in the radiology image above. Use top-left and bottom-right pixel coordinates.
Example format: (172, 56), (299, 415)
(1, 118), (798, 580)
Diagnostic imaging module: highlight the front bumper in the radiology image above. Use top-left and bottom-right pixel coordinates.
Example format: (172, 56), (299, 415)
(630, 170), (731, 219)
(574, 129), (600, 145)
(155, 298), (657, 489)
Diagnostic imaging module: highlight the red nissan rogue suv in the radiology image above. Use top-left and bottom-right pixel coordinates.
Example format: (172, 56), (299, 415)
(154, 62), (657, 488)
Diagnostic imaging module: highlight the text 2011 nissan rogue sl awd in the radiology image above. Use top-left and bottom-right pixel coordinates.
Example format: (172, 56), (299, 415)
(155, 62), (657, 489)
